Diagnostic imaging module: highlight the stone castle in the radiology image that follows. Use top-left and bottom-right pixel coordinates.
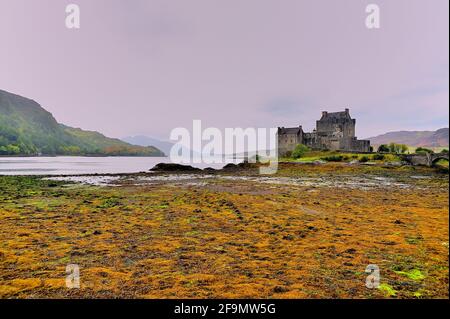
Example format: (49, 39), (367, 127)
(277, 109), (370, 156)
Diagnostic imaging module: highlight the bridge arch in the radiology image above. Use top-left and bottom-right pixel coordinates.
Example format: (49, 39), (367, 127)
(431, 155), (449, 167)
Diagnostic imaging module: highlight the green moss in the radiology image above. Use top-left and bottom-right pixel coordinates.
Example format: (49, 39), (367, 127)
(98, 197), (122, 208)
(378, 283), (397, 297)
(413, 291), (423, 298)
(405, 236), (423, 245)
(394, 269), (425, 281)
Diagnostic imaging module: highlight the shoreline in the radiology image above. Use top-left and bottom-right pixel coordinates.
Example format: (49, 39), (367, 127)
(0, 160), (448, 178)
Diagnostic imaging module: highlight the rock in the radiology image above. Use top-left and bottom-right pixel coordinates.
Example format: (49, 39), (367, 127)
(273, 286), (289, 293)
(222, 163), (239, 170)
(344, 248), (357, 254)
(361, 162), (377, 166)
(383, 161), (404, 167)
(282, 234), (295, 241)
(203, 167), (217, 172)
(222, 161), (256, 170)
(150, 163), (201, 172)
(71, 250), (84, 256)
(343, 262), (353, 266)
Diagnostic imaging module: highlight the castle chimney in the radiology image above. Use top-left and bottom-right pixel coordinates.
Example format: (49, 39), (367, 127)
(322, 111), (328, 117)
(345, 108), (349, 114)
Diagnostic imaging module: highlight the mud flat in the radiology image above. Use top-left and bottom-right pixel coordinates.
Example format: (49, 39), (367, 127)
(0, 162), (448, 298)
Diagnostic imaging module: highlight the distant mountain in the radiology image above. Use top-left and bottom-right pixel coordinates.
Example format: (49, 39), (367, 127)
(122, 135), (206, 158)
(368, 128), (449, 148)
(122, 135), (173, 156)
(0, 89), (164, 156)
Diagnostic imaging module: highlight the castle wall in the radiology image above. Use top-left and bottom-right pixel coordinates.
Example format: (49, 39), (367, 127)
(346, 138), (371, 152)
(344, 119), (356, 138)
(278, 132), (303, 156)
(303, 133), (317, 149)
(316, 119), (355, 138)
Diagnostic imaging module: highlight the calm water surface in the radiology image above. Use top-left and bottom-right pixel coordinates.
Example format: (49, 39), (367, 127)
(0, 157), (228, 175)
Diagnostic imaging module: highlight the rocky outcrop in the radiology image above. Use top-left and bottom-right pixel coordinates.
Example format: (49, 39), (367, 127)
(222, 161), (256, 171)
(150, 163), (202, 172)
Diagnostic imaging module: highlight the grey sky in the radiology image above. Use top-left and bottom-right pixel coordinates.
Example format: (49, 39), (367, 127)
(0, 0), (448, 140)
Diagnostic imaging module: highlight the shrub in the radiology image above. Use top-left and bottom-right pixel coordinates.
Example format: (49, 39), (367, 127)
(359, 156), (369, 163)
(321, 155), (344, 162)
(377, 144), (390, 153)
(372, 154), (385, 161)
(291, 144), (310, 159)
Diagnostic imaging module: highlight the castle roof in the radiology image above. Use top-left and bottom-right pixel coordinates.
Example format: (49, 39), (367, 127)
(320, 109), (352, 121)
(278, 127), (302, 135)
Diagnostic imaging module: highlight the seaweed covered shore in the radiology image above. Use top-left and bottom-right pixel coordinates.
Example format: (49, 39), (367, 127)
(0, 162), (448, 298)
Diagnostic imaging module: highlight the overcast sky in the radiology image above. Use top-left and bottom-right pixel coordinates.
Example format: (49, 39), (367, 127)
(0, 0), (448, 140)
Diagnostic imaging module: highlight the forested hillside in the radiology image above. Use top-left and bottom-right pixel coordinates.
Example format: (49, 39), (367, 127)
(0, 89), (164, 156)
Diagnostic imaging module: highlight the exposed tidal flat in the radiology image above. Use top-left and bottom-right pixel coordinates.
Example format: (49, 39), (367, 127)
(0, 162), (448, 298)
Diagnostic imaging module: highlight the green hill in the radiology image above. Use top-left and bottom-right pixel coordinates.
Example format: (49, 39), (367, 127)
(0, 89), (165, 156)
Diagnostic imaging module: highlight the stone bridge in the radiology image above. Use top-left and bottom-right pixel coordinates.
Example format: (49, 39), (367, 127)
(401, 152), (449, 167)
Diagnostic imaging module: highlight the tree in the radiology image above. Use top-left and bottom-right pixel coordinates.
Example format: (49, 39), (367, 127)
(388, 142), (397, 153)
(387, 143), (409, 154)
(415, 147), (434, 154)
(399, 144), (409, 154)
(291, 144), (310, 159)
(377, 144), (389, 153)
